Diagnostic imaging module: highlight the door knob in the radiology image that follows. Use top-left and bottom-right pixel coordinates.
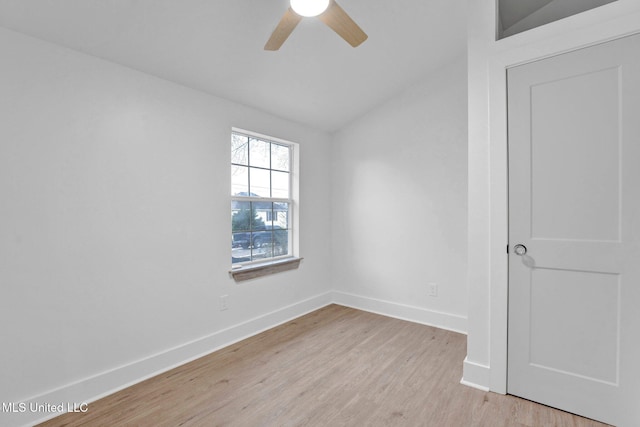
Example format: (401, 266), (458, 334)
(514, 244), (527, 256)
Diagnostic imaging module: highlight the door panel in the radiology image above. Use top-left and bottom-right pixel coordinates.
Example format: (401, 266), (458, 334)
(508, 33), (640, 426)
(530, 66), (620, 242)
(529, 269), (619, 384)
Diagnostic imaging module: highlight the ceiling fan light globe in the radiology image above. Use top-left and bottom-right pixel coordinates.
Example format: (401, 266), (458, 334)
(290, 0), (330, 17)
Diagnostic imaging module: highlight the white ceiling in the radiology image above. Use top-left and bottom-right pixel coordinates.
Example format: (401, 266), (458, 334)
(0, 0), (467, 132)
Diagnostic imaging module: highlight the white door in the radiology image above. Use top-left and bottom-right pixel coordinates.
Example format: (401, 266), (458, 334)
(507, 33), (640, 426)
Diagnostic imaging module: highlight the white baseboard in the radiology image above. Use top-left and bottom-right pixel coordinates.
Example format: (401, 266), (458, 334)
(12, 292), (333, 427)
(332, 291), (467, 334)
(460, 357), (491, 391)
(9, 291), (470, 427)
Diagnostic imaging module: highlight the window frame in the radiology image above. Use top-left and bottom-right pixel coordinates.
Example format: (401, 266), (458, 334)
(230, 128), (300, 276)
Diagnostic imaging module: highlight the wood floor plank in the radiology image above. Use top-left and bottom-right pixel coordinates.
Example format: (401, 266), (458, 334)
(37, 305), (609, 427)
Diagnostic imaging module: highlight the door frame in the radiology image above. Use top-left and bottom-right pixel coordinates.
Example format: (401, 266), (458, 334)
(468, 0), (640, 394)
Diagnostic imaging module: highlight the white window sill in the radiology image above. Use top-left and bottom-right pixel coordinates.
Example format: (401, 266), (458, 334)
(229, 257), (302, 282)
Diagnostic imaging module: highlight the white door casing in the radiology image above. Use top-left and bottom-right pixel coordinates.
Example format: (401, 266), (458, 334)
(507, 33), (640, 426)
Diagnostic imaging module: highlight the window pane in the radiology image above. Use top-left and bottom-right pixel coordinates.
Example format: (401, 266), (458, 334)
(274, 228), (288, 256)
(249, 167), (270, 197)
(272, 143), (290, 171)
(231, 165), (248, 196)
(232, 232), (251, 250)
(251, 231), (272, 249)
(273, 202), (289, 229)
(272, 171), (289, 198)
(252, 201), (273, 228)
(231, 246), (251, 264)
(249, 138), (270, 168)
(231, 133), (248, 165)
(231, 201), (251, 232)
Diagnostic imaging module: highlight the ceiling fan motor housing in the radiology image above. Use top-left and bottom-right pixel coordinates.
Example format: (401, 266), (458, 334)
(290, 0), (330, 17)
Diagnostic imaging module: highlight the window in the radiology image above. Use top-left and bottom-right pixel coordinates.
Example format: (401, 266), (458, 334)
(497, 0), (617, 39)
(231, 129), (295, 267)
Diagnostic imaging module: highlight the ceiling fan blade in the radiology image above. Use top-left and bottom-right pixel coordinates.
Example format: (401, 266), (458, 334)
(265, 7), (302, 51)
(319, 1), (368, 47)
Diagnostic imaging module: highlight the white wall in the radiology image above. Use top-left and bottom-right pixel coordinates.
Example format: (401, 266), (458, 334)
(465, 0), (640, 392)
(331, 57), (468, 333)
(0, 27), (333, 426)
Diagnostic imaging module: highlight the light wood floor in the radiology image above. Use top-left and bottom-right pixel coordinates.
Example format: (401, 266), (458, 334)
(39, 305), (609, 426)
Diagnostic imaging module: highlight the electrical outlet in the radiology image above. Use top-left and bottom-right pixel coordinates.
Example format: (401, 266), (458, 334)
(428, 283), (438, 297)
(220, 295), (229, 311)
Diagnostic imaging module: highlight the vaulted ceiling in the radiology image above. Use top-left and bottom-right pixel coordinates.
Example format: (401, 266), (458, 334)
(0, 0), (467, 132)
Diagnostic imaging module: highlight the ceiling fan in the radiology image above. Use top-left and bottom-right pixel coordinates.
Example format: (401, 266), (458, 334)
(265, 0), (368, 51)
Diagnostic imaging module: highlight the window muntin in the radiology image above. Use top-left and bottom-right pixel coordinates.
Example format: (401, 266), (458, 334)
(231, 131), (293, 265)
